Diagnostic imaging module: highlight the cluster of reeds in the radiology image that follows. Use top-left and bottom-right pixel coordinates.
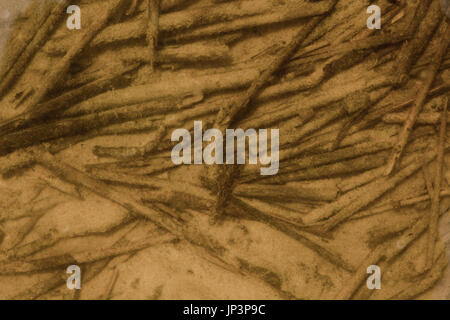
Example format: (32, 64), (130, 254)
(0, 0), (449, 300)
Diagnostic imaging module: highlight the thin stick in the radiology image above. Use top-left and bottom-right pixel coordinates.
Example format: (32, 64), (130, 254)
(29, 151), (321, 298)
(0, 234), (176, 275)
(335, 188), (449, 299)
(322, 1), (414, 150)
(242, 138), (396, 180)
(351, 189), (450, 221)
(0, 197), (59, 223)
(60, 56), (386, 119)
(425, 97), (448, 269)
(165, 0), (335, 42)
(382, 111), (450, 124)
(91, 76), (383, 160)
(11, 221), (140, 299)
(218, 13), (336, 128)
(126, 0), (139, 15)
(304, 149), (439, 229)
(422, 166), (435, 200)
(388, 253), (447, 299)
(334, 221), (416, 299)
(0, 63), (139, 135)
(287, 4), (407, 72)
(384, 21), (450, 176)
(233, 183), (338, 203)
(391, 0), (441, 86)
(90, 0), (334, 47)
(147, 0), (160, 70)
(33, 150), (247, 277)
(103, 268), (120, 300)
(0, 0), (72, 99)
(210, 3), (336, 213)
(355, 83), (450, 132)
(17, 0), (130, 115)
(0, 97), (196, 156)
(0, 0), (55, 83)
(245, 152), (388, 185)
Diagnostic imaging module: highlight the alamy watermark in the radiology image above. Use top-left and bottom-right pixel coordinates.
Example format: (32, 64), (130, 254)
(171, 121), (279, 176)
(367, 5), (381, 30)
(66, 5), (81, 30)
(66, 265), (81, 290)
(366, 265), (381, 290)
